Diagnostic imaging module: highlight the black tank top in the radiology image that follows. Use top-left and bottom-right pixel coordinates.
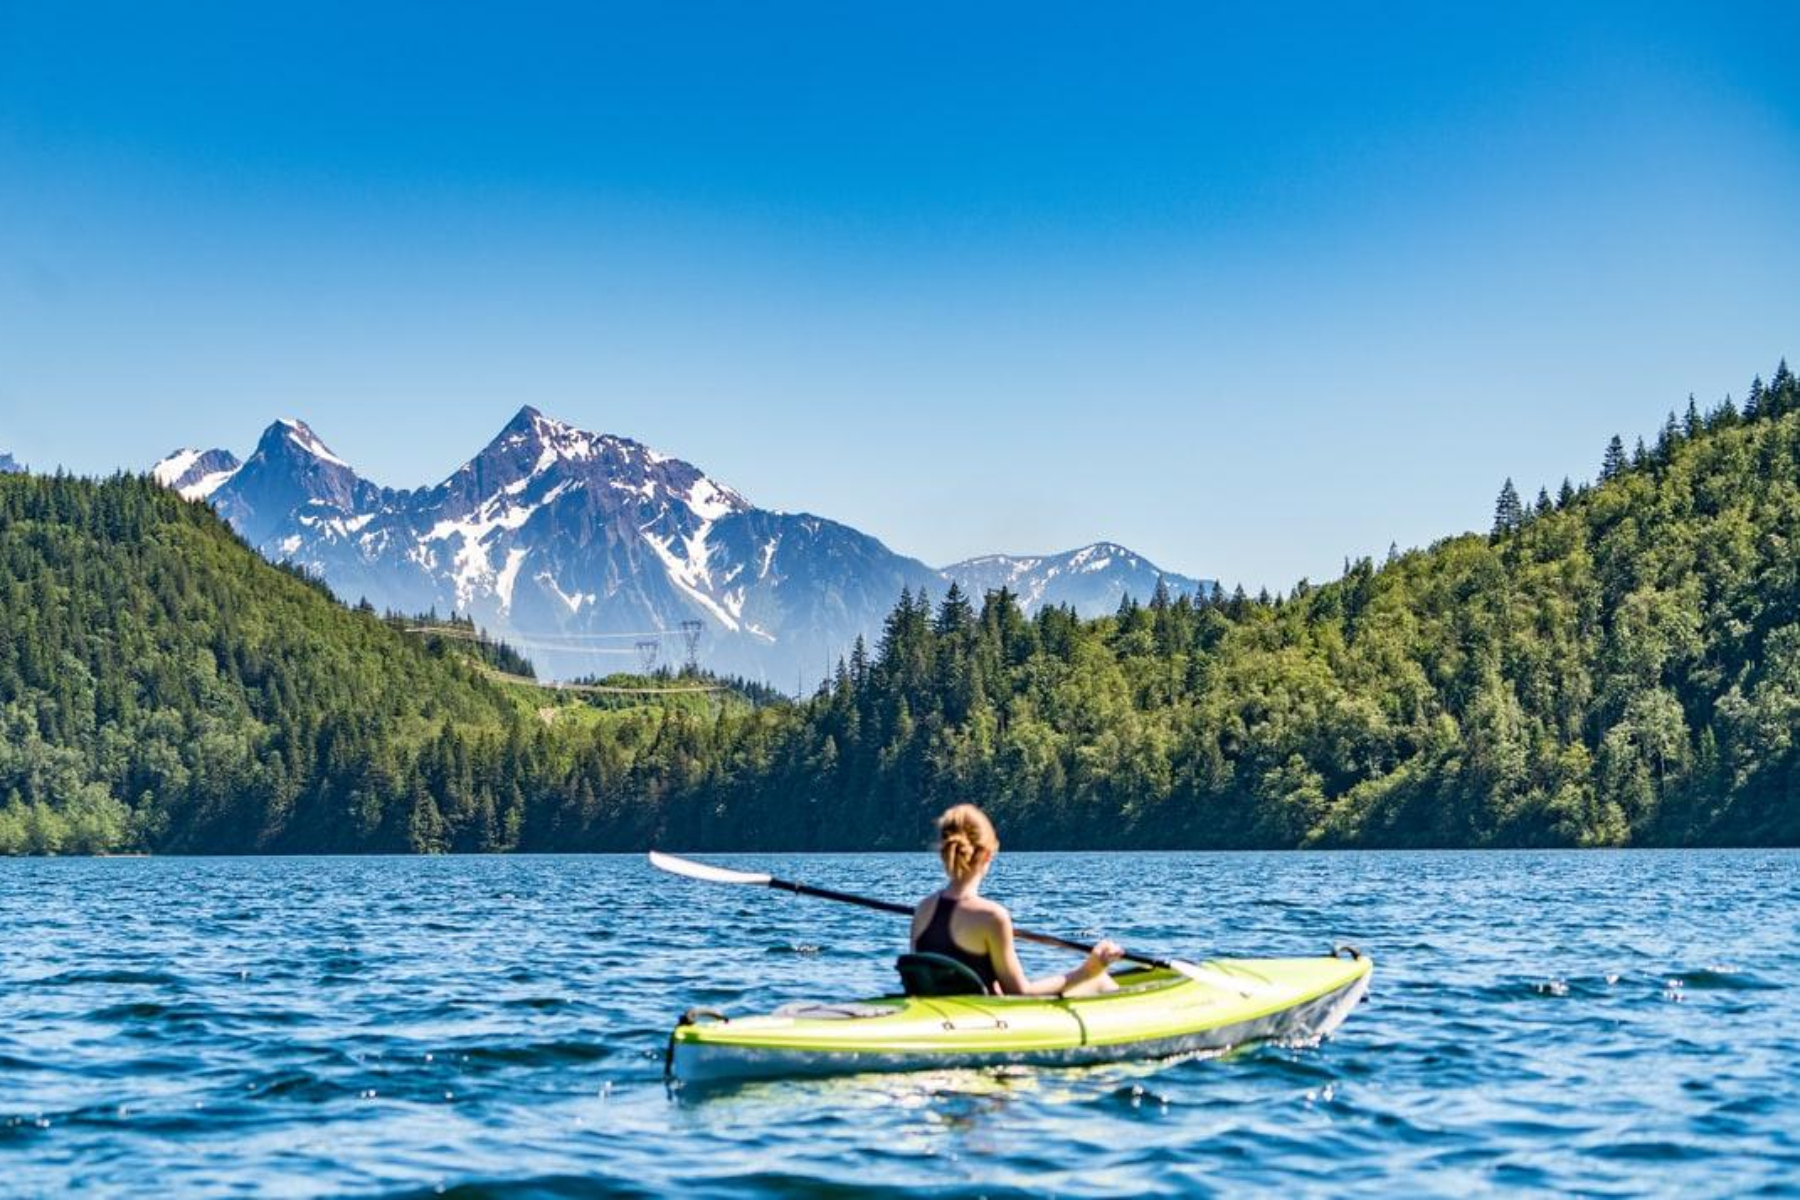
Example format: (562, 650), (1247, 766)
(914, 894), (999, 991)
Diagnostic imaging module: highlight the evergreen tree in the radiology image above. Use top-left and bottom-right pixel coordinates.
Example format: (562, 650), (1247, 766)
(1492, 478), (1524, 537)
(1657, 411), (1680, 461)
(1601, 435), (1628, 480)
(934, 582), (975, 637)
(1772, 360), (1796, 417)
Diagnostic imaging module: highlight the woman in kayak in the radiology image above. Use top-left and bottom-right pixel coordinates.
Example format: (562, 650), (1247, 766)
(911, 803), (1123, 996)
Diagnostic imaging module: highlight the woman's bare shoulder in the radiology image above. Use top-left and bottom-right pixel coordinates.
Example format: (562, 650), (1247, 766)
(958, 895), (1011, 925)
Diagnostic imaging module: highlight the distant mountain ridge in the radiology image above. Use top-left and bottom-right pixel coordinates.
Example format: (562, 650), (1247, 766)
(0, 452), (23, 475)
(152, 409), (1210, 685)
(942, 544), (1215, 614)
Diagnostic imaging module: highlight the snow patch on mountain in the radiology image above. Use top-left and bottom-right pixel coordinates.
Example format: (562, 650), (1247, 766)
(426, 482), (577, 608)
(425, 486), (563, 546)
(185, 470), (237, 499)
(495, 548), (530, 611)
(536, 572), (594, 614)
(153, 449), (202, 486)
(687, 476), (741, 521)
(643, 523), (740, 631)
(152, 447), (243, 500)
(296, 509), (376, 539)
(277, 419), (350, 469)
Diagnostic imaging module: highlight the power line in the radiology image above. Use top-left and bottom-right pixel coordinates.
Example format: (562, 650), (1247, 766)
(680, 619), (703, 671)
(478, 666), (724, 695)
(403, 625), (687, 643)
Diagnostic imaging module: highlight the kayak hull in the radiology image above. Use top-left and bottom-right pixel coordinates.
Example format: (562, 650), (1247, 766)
(669, 953), (1371, 1084)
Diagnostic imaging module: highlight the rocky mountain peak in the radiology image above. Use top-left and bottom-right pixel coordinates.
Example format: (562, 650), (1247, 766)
(147, 408), (1207, 687)
(258, 418), (354, 469)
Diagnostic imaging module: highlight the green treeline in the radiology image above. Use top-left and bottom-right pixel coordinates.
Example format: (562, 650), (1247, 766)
(3, 361), (1799, 853)
(680, 363), (1800, 849)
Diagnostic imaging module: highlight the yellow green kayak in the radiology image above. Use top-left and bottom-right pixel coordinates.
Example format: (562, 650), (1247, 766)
(668, 951), (1371, 1083)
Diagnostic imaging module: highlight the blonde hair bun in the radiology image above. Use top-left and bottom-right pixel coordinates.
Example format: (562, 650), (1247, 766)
(936, 804), (999, 881)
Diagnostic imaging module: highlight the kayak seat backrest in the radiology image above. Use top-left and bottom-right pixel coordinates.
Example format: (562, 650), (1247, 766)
(895, 952), (989, 997)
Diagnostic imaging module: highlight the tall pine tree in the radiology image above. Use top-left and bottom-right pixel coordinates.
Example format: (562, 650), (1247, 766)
(1601, 435), (1628, 480)
(1492, 478), (1524, 537)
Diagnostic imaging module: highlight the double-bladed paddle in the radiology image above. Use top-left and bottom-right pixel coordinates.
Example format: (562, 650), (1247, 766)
(646, 850), (1270, 996)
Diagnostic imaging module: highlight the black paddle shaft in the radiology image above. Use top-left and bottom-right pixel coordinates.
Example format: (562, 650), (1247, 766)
(763, 875), (1172, 971)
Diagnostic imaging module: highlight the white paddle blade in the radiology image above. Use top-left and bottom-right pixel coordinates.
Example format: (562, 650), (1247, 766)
(648, 850), (773, 887)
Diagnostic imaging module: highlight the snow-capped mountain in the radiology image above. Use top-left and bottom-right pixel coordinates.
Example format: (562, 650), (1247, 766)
(209, 420), (388, 550)
(152, 408), (1212, 686)
(0, 452), (23, 475)
(151, 447), (240, 499)
(154, 408), (944, 685)
(940, 544), (1215, 616)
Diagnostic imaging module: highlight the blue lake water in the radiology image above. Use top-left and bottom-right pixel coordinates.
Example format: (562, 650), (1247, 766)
(1, 850), (1795, 1197)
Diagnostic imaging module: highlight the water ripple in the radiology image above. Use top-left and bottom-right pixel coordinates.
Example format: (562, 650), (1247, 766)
(0, 850), (1795, 1196)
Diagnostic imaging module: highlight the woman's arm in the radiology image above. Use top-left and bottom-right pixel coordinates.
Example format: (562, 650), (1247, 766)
(987, 908), (1122, 996)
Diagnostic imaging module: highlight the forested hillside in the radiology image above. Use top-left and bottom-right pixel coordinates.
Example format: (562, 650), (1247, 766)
(3, 361), (1798, 852)
(705, 363), (1798, 850)
(0, 474), (770, 853)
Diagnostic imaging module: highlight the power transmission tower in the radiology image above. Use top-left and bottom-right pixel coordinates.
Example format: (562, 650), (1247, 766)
(679, 619), (703, 672)
(636, 639), (659, 674)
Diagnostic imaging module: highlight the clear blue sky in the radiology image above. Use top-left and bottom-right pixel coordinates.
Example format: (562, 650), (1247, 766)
(2, 3), (1797, 589)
